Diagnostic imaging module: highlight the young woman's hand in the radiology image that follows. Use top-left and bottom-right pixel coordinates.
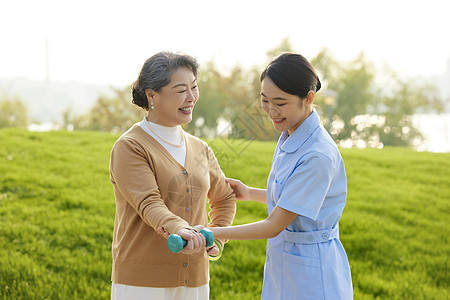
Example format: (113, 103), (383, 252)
(225, 178), (251, 201)
(206, 243), (219, 256)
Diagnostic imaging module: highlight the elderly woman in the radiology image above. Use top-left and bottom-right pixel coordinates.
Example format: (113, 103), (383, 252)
(109, 51), (236, 300)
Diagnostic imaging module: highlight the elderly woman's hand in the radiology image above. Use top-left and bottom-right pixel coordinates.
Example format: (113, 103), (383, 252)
(177, 228), (206, 255)
(156, 227), (206, 254)
(193, 225), (220, 257)
(156, 227), (170, 239)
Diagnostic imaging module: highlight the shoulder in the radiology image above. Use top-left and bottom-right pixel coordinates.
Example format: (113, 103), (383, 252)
(184, 131), (206, 145)
(184, 132), (221, 164)
(184, 131), (210, 151)
(306, 128), (341, 164)
(301, 151), (334, 171)
(296, 141), (340, 176)
(112, 124), (150, 153)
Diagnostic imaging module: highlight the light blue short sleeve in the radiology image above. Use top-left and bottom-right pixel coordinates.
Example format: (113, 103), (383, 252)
(276, 153), (334, 220)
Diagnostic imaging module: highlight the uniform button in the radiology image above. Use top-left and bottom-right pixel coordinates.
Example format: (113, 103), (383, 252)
(183, 262), (188, 267)
(186, 188), (190, 193)
(307, 235), (314, 242)
(322, 233), (330, 239)
(185, 207), (190, 212)
(182, 170), (187, 174)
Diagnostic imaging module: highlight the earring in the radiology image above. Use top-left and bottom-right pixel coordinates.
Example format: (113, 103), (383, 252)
(150, 101), (155, 110)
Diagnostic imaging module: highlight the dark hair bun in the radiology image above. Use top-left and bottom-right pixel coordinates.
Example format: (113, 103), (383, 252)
(316, 76), (321, 92)
(131, 80), (148, 110)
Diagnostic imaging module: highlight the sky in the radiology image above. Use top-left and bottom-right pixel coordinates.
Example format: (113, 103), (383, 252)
(1, 0), (450, 87)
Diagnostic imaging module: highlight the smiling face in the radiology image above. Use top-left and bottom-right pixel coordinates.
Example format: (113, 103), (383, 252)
(146, 67), (199, 126)
(261, 77), (314, 135)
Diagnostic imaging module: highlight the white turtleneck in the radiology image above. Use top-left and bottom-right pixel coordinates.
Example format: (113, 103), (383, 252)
(139, 118), (187, 167)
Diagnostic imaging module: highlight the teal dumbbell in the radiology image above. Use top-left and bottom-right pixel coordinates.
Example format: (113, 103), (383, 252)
(168, 228), (214, 253)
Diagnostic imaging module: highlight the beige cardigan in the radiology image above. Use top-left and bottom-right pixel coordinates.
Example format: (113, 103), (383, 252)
(109, 124), (236, 287)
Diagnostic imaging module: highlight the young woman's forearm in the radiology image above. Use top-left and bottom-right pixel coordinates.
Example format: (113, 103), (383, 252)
(209, 206), (298, 241)
(210, 219), (279, 240)
(249, 187), (267, 204)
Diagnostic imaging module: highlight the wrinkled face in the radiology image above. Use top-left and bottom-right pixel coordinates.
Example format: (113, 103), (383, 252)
(260, 77), (313, 135)
(146, 67), (199, 126)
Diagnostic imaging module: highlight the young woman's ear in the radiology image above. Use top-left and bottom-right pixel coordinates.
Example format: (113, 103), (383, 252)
(305, 91), (315, 105)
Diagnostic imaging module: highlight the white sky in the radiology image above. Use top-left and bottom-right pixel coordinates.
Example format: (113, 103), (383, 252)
(1, 0), (449, 87)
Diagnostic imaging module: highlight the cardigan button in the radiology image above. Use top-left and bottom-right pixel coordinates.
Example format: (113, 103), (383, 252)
(185, 207), (190, 212)
(183, 262), (188, 267)
(186, 188), (190, 193)
(182, 170), (187, 174)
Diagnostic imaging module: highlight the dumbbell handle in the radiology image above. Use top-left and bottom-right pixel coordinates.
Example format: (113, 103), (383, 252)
(168, 228), (214, 253)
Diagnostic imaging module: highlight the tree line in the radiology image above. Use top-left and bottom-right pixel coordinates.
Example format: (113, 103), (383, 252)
(0, 38), (445, 148)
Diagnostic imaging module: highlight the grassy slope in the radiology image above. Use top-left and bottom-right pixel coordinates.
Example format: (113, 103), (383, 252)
(0, 129), (449, 299)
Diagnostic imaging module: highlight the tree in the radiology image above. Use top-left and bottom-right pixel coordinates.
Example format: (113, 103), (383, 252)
(223, 38), (298, 142)
(64, 40), (445, 151)
(265, 37), (295, 61)
(310, 48), (339, 84)
(333, 54), (375, 141)
(71, 87), (145, 132)
(312, 52), (375, 142)
(311, 48), (444, 148)
(376, 73), (442, 147)
(185, 61), (229, 137)
(188, 61), (279, 141)
(0, 96), (28, 128)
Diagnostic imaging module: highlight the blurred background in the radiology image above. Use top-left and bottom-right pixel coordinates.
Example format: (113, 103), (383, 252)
(1, 0), (449, 152)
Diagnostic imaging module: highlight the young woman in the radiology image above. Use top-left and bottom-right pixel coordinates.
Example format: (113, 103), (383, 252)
(109, 51), (236, 300)
(198, 53), (353, 299)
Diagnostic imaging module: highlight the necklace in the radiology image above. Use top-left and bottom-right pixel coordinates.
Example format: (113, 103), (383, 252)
(145, 119), (185, 148)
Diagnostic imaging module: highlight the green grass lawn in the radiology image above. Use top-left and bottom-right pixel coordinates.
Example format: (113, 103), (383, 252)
(0, 128), (449, 299)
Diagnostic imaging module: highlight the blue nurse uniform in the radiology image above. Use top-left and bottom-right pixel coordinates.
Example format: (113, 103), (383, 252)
(262, 110), (353, 300)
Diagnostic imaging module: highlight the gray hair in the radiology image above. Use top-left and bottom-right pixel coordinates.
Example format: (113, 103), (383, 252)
(132, 51), (199, 110)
